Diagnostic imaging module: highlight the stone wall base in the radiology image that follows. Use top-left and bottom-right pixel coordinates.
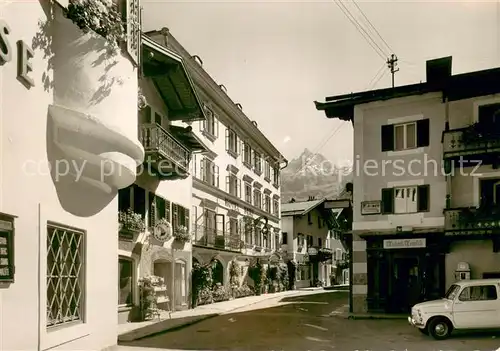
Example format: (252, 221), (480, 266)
(352, 294), (368, 313)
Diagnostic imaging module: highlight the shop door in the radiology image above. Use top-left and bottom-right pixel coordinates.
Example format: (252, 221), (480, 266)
(389, 256), (419, 313)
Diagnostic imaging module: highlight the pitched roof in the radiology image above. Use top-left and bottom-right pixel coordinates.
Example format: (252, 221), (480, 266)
(281, 198), (326, 216)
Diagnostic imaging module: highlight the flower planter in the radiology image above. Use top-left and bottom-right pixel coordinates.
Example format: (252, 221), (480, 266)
(48, 5), (144, 192)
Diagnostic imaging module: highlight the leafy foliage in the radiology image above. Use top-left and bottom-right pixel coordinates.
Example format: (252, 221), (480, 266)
(64, 0), (125, 51)
(173, 225), (190, 243)
(119, 209), (145, 233)
(248, 259), (266, 295)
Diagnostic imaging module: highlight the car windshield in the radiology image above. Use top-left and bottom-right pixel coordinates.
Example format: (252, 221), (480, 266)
(444, 284), (461, 300)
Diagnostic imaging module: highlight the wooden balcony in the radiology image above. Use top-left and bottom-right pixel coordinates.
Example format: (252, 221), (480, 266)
(192, 224), (241, 252)
(139, 124), (191, 180)
(444, 207), (500, 235)
(443, 126), (500, 165)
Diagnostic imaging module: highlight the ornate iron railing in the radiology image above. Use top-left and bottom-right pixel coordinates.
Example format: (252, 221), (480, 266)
(444, 207), (500, 234)
(192, 224), (241, 251)
(443, 128), (500, 158)
(139, 124), (190, 170)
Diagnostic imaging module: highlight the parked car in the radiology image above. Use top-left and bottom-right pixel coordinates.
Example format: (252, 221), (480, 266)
(408, 279), (500, 339)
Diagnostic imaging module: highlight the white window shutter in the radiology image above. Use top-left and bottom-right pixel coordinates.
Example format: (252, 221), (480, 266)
(126, 0), (141, 66)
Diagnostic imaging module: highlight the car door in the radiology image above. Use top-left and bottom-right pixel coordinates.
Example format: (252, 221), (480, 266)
(452, 284), (499, 329)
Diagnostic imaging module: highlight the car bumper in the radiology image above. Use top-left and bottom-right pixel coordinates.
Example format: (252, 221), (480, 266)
(408, 316), (425, 328)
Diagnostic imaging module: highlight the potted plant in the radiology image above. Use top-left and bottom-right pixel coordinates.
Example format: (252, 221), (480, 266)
(173, 225), (191, 243)
(119, 208), (145, 236)
(138, 87), (147, 110)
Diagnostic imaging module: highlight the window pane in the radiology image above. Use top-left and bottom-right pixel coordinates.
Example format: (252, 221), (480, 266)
(407, 187), (417, 213)
(394, 125), (405, 150)
(406, 123), (416, 148)
(119, 259), (133, 305)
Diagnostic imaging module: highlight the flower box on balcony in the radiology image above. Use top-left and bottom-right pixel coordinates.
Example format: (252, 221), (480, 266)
(173, 225), (191, 243)
(119, 209), (145, 240)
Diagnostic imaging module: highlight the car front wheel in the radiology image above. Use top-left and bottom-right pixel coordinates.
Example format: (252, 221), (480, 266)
(427, 317), (452, 340)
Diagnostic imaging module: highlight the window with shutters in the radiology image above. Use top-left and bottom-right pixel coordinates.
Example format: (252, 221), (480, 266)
(201, 158), (219, 187)
(253, 189), (262, 209)
(273, 199), (279, 216)
(272, 167), (280, 187)
(264, 195), (271, 213)
(254, 224), (262, 246)
(225, 128), (238, 157)
(113, 0), (141, 66)
(253, 152), (262, 175)
(201, 104), (218, 141)
(172, 204), (190, 231)
(394, 122), (416, 151)
(242, 142), (252, 168)
(264, 160), (271, 181)
(381, 118), (430, 152)
(381, 185), (430, 214)
(148, 192), (170, 228)
(244, 182), (252, 204)
(226, 174), (241, 197)
(228, 218), (238, 237)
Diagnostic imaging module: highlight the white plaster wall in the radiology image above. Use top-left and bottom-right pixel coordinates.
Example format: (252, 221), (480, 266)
(281, 217), (294, 251)
(445, 240), (500, 290)
(352, 93), (446, 230)
(0, 3), (138, 350)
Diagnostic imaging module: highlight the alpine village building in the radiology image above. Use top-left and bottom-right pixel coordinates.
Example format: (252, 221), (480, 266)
(315, 56), (500, 314)
(281, 197), (350, 288)
(1, 0), (143, 350)
(141, 29), (288, 289)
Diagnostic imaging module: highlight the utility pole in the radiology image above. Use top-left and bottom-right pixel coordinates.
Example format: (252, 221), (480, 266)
(387, 54), (399, 88)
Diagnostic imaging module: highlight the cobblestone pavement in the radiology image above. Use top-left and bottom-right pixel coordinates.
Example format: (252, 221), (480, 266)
(121, 291), (500, 351)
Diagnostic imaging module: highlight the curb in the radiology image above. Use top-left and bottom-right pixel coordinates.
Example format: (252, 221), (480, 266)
(118, 314), (218, 342)
(348, 314), (408, 320)
(119, 291), (304, 342)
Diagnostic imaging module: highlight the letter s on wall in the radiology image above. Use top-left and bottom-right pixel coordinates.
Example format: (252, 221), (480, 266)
(0, 19), (12, 65)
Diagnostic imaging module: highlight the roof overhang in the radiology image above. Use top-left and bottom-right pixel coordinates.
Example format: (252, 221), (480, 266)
(315, 66), (500, 122)
(142, 35), (206, 122)
(169, 125), (210, 153)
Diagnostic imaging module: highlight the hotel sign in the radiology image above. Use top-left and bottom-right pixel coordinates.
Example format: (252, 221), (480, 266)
(0, 19), (35, 88)
(383, 238), (426, 249)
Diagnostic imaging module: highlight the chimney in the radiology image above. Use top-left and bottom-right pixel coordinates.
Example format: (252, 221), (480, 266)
(426, 56), (452, 86)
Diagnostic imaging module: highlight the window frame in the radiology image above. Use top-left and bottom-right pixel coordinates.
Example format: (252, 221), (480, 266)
(394, 121), (417, 151)
(393, 186), (418, 214)
(46, 223), (85, 329)
(253, 189), (262, 209)
(118, 256), (135, 307)
(458, 284), (498, 302)
(225, 128), (239, 157)
(244, 182), (252, 204)
(201, 104), (219, 140)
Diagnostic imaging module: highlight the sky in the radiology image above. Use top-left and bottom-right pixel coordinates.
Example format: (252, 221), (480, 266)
(142, 0), (500, 165)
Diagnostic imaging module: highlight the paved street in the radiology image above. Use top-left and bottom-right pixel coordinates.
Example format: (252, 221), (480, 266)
(120, 291), (500, 351)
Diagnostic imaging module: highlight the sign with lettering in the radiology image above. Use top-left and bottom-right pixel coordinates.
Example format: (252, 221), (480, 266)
(361, 201), (381, 215)
(383, 238), (426, 249)
(0, 18), (35, 88)
(0, 230), (14, 282)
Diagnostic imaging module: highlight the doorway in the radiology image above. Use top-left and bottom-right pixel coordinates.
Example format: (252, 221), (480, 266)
(389, 256), (419, 313)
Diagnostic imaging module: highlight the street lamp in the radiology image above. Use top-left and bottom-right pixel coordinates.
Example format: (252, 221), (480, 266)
(253, 215), (269, 235)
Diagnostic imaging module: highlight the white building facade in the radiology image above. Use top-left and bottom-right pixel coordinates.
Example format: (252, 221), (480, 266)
(316, 56), (500, 314)
(142, 29), (287, 287)
(117, 35), (209, 322)
(1, 0), (142, 350)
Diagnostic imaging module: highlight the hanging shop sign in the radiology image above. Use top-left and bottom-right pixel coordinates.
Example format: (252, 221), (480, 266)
(152, 220), (172, 243)
(0, 216), (15, 283)
(0, 19), (35, 88)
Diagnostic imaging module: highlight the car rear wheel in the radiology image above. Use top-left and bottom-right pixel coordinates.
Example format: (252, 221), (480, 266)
(428, 317), (452, 340)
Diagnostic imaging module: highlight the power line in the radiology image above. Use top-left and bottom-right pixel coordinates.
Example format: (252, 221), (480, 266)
(333, 0), (387, 61)
(369, 69), (388, 90)
(351, 0), (394, 55)
(366, 63), (386, 89)
(296, 122), (346, 175)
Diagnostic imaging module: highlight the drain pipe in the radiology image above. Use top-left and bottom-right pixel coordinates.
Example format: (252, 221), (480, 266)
(37, 203), (41, 351)
(444, 96), (451, 209)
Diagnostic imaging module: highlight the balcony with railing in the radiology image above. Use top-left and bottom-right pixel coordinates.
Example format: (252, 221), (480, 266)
(443, 123), (500, 164)
(444, 206), (500, 235)
(192, 224), (241, 251)
(139, 124), (191, 179)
